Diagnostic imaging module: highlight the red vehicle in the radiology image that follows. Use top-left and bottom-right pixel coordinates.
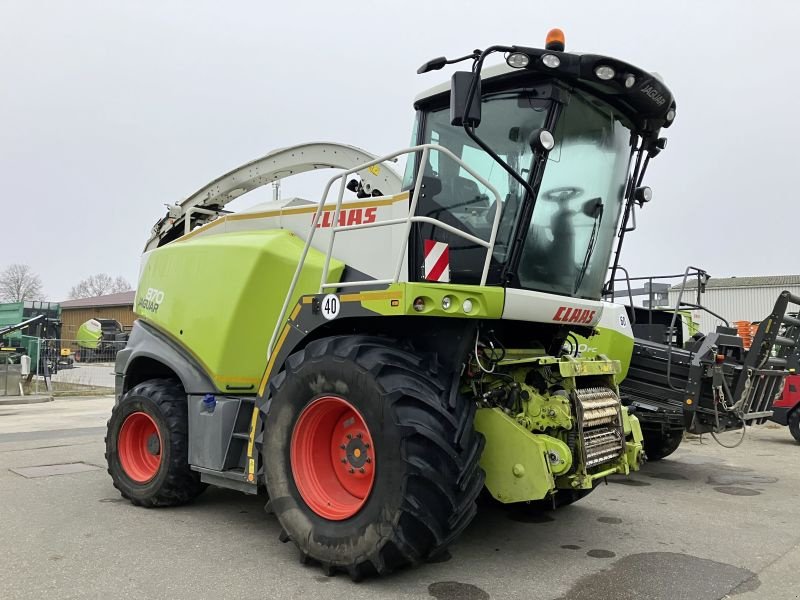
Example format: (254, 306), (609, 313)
(772, 374), (800, 442)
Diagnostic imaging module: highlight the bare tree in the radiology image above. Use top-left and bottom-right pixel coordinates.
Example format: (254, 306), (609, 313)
(69, 273), (132, 299)
(0, 264), (45, 302)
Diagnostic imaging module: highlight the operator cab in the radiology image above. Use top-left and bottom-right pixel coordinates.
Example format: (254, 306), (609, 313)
(408, 32), (675, 301)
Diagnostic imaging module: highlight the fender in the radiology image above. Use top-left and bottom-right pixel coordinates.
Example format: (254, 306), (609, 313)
(115, 320), (216, 401)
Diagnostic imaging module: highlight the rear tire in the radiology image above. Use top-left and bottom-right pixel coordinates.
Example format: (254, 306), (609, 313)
(788, 408), (800, 443)
(642, 428), (683, 461)
(105, 378), (205, 507)
(264, 335), (485, 579)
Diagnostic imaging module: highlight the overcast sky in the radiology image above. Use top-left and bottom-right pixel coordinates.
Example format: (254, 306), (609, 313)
(1, 1), (798, 300)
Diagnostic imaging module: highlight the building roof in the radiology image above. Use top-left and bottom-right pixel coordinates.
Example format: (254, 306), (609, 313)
(672, 275), (800, 290)
(60, 290), (135, 309)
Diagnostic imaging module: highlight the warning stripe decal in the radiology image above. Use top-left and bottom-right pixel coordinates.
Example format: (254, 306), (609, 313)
(424, 240), (450, 282)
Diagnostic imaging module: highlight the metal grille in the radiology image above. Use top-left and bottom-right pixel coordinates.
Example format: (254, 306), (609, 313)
(575, 387), (625, 468)
(740, 370), (786, 424)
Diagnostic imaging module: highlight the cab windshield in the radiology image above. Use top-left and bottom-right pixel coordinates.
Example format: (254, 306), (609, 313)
(409, 90), (550, 275)
(410, 87), (633, 300)
(519, 91), (632, 298)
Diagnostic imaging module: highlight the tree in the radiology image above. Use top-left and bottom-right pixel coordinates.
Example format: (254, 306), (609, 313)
(69, 274), (132, 299)
(0, 264), (45, 302)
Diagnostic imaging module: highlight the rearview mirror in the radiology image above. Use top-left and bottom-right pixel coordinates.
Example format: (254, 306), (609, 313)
(450, 71), (481, 127)
(417, 56), (447, 74)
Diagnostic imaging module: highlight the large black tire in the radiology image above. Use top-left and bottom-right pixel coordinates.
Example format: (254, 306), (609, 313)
(264, 336), (485, 579)
(642, 428), (683, 461)
(105, 378), (205, 507)
(788, 408), (800, 443)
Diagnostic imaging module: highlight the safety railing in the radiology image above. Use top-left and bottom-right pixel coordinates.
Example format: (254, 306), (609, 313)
(268, 143), (503, 357)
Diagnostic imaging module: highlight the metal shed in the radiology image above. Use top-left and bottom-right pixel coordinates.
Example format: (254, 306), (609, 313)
(60, 291), (136, 340)
(668, 275), (800, 334)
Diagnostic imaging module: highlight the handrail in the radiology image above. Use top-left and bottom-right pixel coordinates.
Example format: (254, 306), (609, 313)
(184, 207), (218, 236)
(267, 143), (503, 358)
(605, 266), (636, 325)
(664, 266), (713, 392)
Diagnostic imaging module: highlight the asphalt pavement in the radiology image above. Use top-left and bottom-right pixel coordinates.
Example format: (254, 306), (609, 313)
(1, 396), (799, 600)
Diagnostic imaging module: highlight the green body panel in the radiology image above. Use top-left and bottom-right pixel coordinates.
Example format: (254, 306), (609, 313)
(76, 320), (102, 349)
(622, 409), (644, 468)
(359, 282), (505, 318)
(472, 352), (643, 503)
(474, 408), (569, 503)
(135, 230), (344, 392)
(476, 403), (644, 503)
(495, 352), (621, 378)
(574, 326), (634, 382)
(516, 381), (573, 433)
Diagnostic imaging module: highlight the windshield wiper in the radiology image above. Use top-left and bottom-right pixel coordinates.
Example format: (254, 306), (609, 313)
(574, 198), (604, 294)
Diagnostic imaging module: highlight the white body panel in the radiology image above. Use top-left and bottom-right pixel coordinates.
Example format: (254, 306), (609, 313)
(502, 288), (605, 327)
(596, 302), (633, 340)
(176, 193), (411, 282)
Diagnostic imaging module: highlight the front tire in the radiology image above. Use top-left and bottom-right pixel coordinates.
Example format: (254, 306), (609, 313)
(642, 428), (683, 461)
(105, 378), (205, 507)
(264, 336), (485, 578)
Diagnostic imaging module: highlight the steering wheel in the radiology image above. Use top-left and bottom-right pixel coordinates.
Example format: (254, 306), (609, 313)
(541, 186), (585, 203)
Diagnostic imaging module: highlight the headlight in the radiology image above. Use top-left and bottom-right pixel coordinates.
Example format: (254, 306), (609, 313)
(506, 52), (530, 68)
(595, 65), (615, 81)
(542, 54), (560, 69)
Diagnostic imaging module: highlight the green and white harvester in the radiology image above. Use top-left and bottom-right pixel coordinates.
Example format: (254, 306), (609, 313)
(106, 30), (677, 578)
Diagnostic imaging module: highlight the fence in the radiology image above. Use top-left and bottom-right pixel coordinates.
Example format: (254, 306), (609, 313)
(0, 338), (125, 397)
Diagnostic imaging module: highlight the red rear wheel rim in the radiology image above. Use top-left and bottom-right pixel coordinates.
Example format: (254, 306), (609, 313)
(290, 395), (376, 520)
(118, 411), (162, 483)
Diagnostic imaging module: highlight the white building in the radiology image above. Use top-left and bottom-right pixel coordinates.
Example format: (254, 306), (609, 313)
(668, 275), (800, 335)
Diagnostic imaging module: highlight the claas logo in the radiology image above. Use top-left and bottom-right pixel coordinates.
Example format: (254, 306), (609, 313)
(553, 306), (596, 324)
(316, 207), (377, 228)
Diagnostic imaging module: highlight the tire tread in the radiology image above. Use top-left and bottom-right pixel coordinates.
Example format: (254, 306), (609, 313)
(270, 335), (484, 578)
(105, 378), (205, 507)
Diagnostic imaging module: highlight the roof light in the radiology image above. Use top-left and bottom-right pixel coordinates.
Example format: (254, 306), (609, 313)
(595, 65), (615, 81)
(545, 28), (565, 52)
(624, 74), (636, 88)
(506, 52), (530, 68)
(542, 54), (560, 68)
